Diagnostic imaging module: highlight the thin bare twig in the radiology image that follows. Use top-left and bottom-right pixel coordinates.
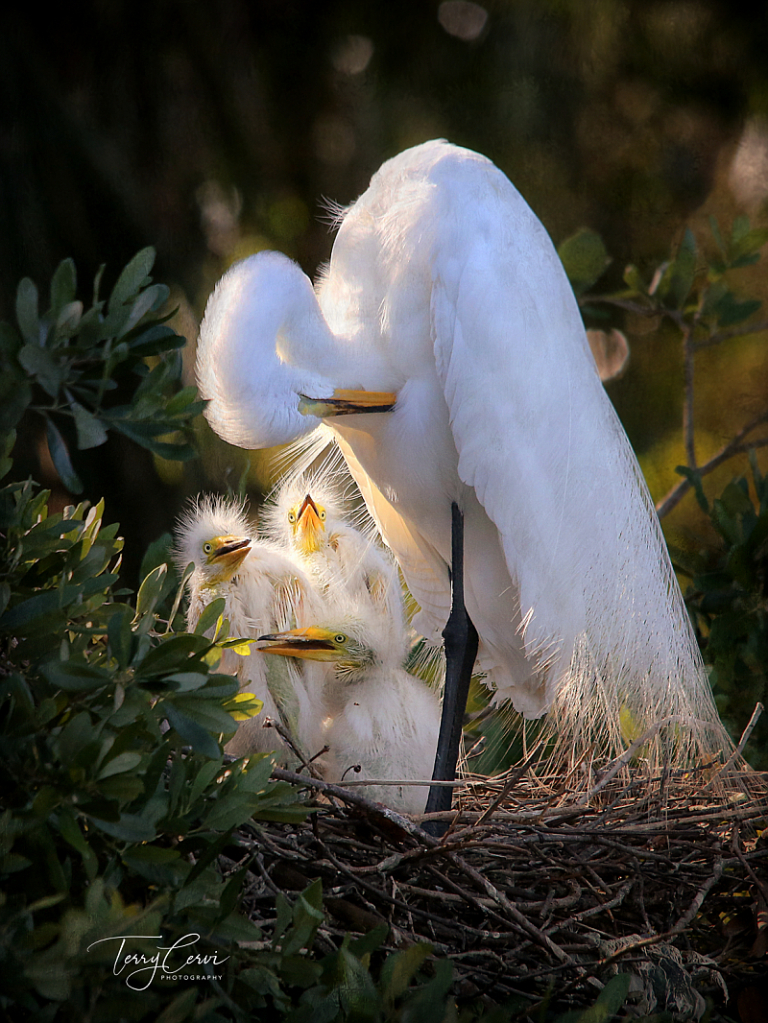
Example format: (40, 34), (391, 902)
(657, 411), (768, 519)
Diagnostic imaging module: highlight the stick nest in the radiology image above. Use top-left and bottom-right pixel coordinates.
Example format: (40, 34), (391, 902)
(234, 764), (768, 1018)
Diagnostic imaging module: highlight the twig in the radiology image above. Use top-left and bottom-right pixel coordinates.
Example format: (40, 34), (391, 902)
(670, 855), (723, 934)
(271, 766), (423, 831)
(265, 719), (325, 780)
(475, 750), (541, 827)
(656, 412), (768, 518)
(730, 824), (768, 904)
(693, 317), (768, 351)
(724, 702), (764, 772)
(444, 849), (575, 964)
(578, 716), (698, 803)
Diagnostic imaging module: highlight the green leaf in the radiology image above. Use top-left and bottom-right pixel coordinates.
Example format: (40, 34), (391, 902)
(225, 691), (264, 721)
(675, 465), (709, 514)
(134, 563), (168, 621)
(50, 258), (77, 314)
(164, 704), (221, 759)
(274, 881), (325, 958)
(203, 793), (259, 830)
(665, 228), (697, 309)
(16, 276), (40, 342)
(194, 598), (226, 637)
(221, 637), (256, 656)
(109, 419), (196, 461)
(87, 812), (158, 842)
(622, 263), (647, 295)
(45, 416), (83, 493)
(348, 924), (388, 959)
(712, 291), (761, 327)
(0, 588), (73, 633)
(19, 343), (63, 397)
(187, 758), (225, 805)
(117, 283), (171, 339)
(98, 751), (143, 779)
(558, 228), (611, 295)
(128, 323), (185, 356)
(55, 300), (84, 337)
(165, 386), (200, 416)
(170, 696), (238, 734)
(108, 247), (156, 314)
(97, 775), (145, 801)
(57, 807), (98, 880)
(42, 659), (112, 692)
(70, 400), (109, 450)
(107, 606), (134, 666)
(164, 671), (214, 692)
(55, 710), (97, 761)
(578, 972), (632, 1021)
(137, 632), (209, 675)
(381, 943), (432, 1004)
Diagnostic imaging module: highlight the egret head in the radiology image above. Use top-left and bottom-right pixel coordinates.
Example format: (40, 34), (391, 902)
(288, 493), (327, 554)
(258, 621), (376, 677)
(265, 472), (349, 556)
(174, 495), (253, 587)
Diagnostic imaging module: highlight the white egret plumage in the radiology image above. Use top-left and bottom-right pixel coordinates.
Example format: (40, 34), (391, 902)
(197, 139), (736, 800)
(259, 610), (441, 814)
(263, 474), (408, 655)
(174, 496), (329, 761)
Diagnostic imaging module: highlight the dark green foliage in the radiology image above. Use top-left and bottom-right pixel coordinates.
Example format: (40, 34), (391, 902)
(577, 215), (768, 322)
(0, 248), (203, 493)
(677, 454), (768, 768)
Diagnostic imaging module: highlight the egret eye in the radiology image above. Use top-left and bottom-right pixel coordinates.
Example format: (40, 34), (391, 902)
(334, 634), (346, 644)
(319, 509), (327, 521)
(288, 511), (297, 523)
(203, 542), (213, 554)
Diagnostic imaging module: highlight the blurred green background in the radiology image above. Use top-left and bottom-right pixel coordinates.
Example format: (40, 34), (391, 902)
(3, 0), (768, 586)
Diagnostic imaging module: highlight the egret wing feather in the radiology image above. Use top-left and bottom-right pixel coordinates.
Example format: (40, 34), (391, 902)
(428, 157), (731, 762)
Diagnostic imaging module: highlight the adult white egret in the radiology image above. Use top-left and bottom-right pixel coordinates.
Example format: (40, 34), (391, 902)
(174, 496), (329, 761)
(197, 139), (736, 808)
(258, 610), (441, 814)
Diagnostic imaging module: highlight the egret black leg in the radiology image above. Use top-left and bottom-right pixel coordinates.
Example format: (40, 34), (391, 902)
(423, 502), (479, 837)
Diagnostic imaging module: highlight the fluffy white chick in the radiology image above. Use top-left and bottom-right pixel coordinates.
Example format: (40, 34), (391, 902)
(174, 495), (328, 761)
(264, 473), (409, 657)
(258, 595), (441, 814)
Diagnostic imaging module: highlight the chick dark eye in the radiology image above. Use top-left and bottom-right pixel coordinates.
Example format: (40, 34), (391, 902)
(203, 542), (213, 554)
(334, 634), (346, 644)
(319, 510), (327, 521)
(288, 512), (296, 523)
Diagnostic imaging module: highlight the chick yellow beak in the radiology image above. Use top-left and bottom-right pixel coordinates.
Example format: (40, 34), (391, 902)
(257, 626), (340, 661)
(298, 387), (397, 418)
(296, 494), (324, 553)
(206, 535), (251, 574)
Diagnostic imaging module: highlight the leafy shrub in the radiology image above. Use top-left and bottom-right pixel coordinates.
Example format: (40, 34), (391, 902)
(677, 455), (768, 768)
(0, 248), (201, 493)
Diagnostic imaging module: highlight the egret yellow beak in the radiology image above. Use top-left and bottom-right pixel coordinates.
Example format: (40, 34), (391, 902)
(257, 626), (340, 661)
(298, 387), (397, 418)
(206, 535), (251, 574)
(296, 493), (324, 553)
